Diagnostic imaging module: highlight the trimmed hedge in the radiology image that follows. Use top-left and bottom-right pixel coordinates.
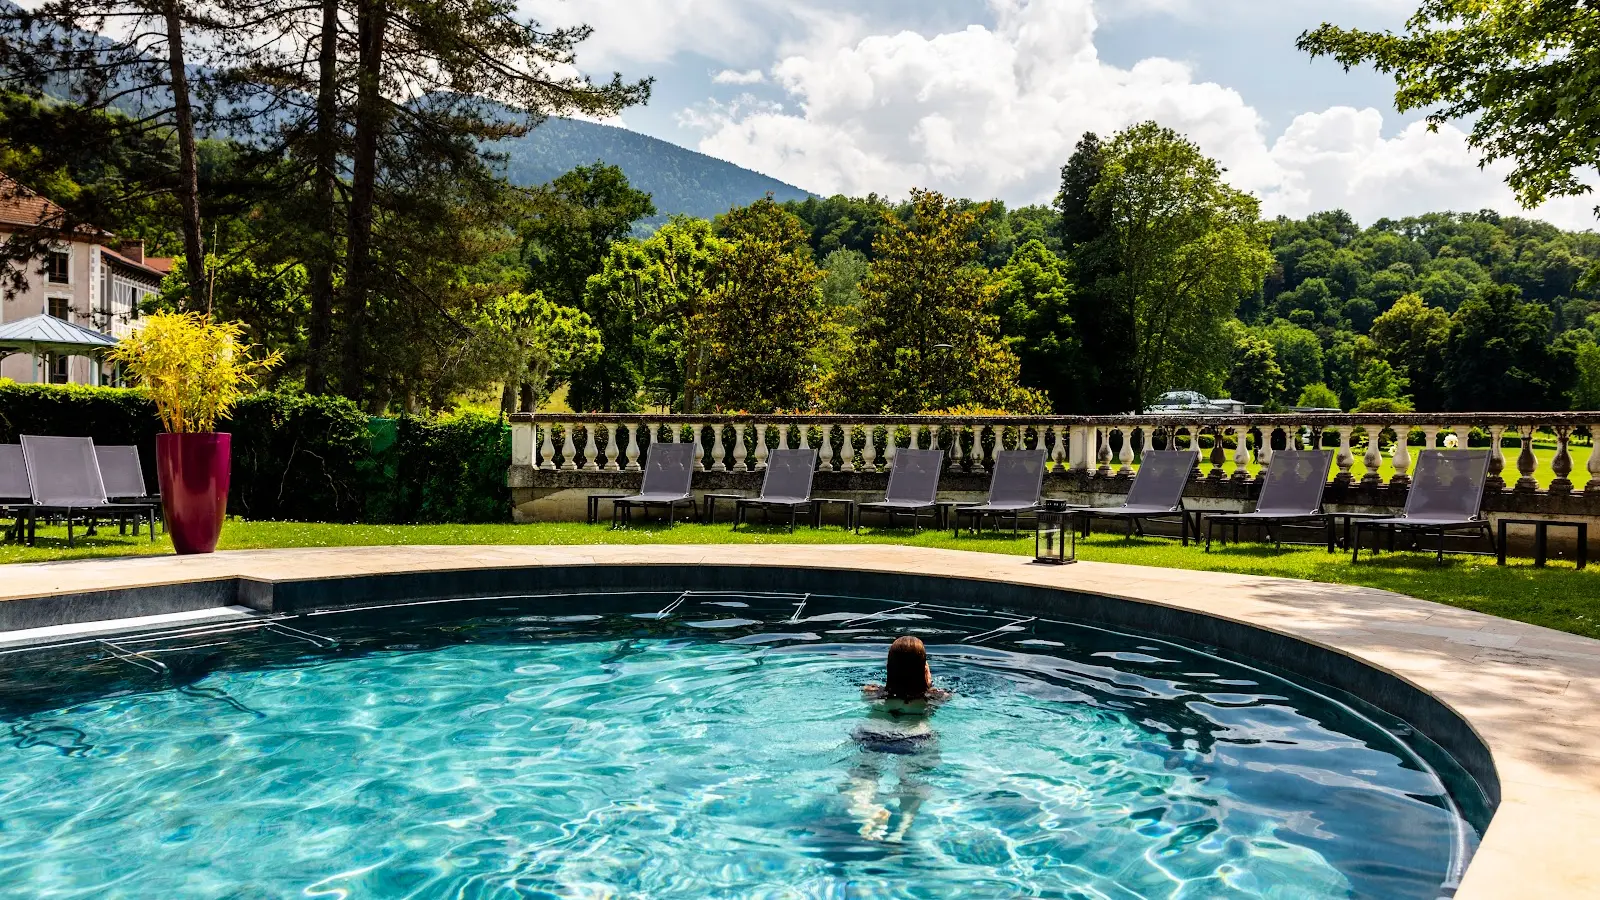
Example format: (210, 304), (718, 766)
(0, 383), (511, 524)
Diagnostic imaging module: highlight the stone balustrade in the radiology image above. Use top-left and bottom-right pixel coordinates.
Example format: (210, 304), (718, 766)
(507, 412), (1600, 552)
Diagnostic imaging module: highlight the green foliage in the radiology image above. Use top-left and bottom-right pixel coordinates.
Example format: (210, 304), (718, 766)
(1351, 358), (1411, 406)
(576, 216), (727, 411)
(521, 163), (657, 312)
(828, 190), (1045, 414)
(996, 240), (1077, 411)
(1225, 328), (1286, 406)
(1299, 1), (1600, 241)
(1254, 320), (1326, 402)
(0, 385), (509, 523)
(694, 199), (824, 411)
(1088, 122), (1275, 409)
(1443, 283), (1572, 411)
(1056, 132), (1137, 414)
(227, 392), (375, 522)
(818, 249), (869, 326)
(1296, 382), (1343, 410)
(374, 414), (512, 524)
(1572, 342), (1600, 410)
(1370, 292), (1451, 411)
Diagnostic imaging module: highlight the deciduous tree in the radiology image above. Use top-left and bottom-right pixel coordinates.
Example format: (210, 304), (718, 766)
(1086, 122), (1274, 410)
(996, 240), (1076, 411)
(829, 190), (1044, 414)
(692, 198), (824, 412)
(1300, 2), (1600, 242)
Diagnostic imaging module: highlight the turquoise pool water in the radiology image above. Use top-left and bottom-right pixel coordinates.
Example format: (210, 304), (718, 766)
(0, 593), (1480, 898)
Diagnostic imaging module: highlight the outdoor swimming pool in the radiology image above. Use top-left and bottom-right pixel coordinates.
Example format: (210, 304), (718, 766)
(0, 591), (1484, 898)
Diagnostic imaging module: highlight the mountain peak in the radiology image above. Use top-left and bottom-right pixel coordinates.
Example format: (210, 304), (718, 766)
(496, 118), (813, 223)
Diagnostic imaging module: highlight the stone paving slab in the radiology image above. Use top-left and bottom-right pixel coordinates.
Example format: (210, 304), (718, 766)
(2, 544), (1598, 898)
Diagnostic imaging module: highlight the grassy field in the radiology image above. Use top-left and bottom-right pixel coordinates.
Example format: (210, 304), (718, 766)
(4, 518), (1597, 640)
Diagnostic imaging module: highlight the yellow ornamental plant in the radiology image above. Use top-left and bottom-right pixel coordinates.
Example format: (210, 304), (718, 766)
(110, 312), (282, 433)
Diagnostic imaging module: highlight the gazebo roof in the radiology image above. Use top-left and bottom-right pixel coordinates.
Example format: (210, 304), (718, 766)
(0, 315), (119, 356)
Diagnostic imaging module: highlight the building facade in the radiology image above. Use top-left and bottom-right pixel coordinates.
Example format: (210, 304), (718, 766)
(0, 172), (169, 385)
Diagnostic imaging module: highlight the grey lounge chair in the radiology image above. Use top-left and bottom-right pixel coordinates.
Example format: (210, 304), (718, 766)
(855, 448), (945, 534)
(610, 442), (698, 528)
(734, 448), (819, 533)
(95, 445), (163, 536)
(1204, 450), (1334, 552)
(17, 435), (157, 547)
(1, 445), (28, 542)
(1351, 449), (1494, 564)
(1080, 449), (1201, 545)
(953, 449), (1048, 537)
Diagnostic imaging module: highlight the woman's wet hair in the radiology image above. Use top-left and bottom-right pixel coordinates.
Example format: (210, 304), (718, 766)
(883, 635), (930, 699)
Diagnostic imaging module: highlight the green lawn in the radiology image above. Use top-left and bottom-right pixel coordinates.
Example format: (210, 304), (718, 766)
(5, 519), (1598, 641)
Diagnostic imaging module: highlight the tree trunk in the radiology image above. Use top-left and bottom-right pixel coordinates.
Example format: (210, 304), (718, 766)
(340, 0), (388, 401)
(305, 0), (340, 394)
(161, 0), (206, 312)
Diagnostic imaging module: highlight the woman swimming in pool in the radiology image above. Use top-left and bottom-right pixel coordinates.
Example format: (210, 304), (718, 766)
(861, 635), (950, 712)
(845, 636), (949, 841)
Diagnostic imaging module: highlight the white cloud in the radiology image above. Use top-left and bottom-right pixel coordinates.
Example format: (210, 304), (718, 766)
(683, 0), (1597, 230)
(712, 68), (767, 85)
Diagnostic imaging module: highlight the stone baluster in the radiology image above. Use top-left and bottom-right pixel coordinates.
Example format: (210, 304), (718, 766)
(623, 424), (641, 472)
(603, 425), (622, 472)
(559, 423), (578, 471)
(1420, 425), (1439, 457)
(732, 424), (749, 472)
(945, 424), (960, 470)
(1233, 425), (1251, 481)
(818, 424), (833, 472)
(972, 425), (990, 473)
(580, 424), (600, 472)
(539, 423), (557, 471)
(1390, 425), (1411, 487)
(706, 424), (724, 472)
(1333, 427), (1354, 484)
(884, 425), (899, 471)
(781, 424), (794, 451)
(1551, 425), (1574, 494)
(865, 426), (881, 472)
(1485, 425), (1506, 491)
(1207, 426), (1227, 480)
(1360, 424), (1384, 486)
(839, 425), (857, 472)
(1588, 425), (1600, 492)
(1117, 426), (1135, 477)
(694, 425), (709, 471)
(753, 423), (768, 470)
(1258, 426), (1275, 470)
(1049, 425), (1067, 471)
(1515, 424), (1538, 491)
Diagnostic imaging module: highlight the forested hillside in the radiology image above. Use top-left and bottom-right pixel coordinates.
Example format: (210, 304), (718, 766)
(495, 118), (812, 224)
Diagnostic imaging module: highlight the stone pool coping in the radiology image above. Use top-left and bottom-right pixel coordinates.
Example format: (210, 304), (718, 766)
(2, 544), (1597, 898)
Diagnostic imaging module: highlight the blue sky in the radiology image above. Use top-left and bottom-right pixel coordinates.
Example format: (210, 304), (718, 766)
(521, 0), (1597, 230)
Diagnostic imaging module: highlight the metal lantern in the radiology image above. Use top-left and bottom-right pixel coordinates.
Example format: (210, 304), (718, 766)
(1034, 508), (1077, 565)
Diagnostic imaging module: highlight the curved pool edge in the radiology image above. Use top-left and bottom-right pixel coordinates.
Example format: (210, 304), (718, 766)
(1, 544), (1597, 899)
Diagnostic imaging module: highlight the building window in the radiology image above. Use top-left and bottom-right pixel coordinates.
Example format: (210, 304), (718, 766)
(47, 250), (69, 284)
(48, 296), (70, 320)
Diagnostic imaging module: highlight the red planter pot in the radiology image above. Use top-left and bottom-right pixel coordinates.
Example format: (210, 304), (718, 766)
(156, 432), (232, 555)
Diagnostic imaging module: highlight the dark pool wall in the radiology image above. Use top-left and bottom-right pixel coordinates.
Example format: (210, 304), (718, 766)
(1, 563), (1501, 814)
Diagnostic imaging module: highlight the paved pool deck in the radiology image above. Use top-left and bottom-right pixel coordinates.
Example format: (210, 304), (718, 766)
(2, 544), (1598, 898)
